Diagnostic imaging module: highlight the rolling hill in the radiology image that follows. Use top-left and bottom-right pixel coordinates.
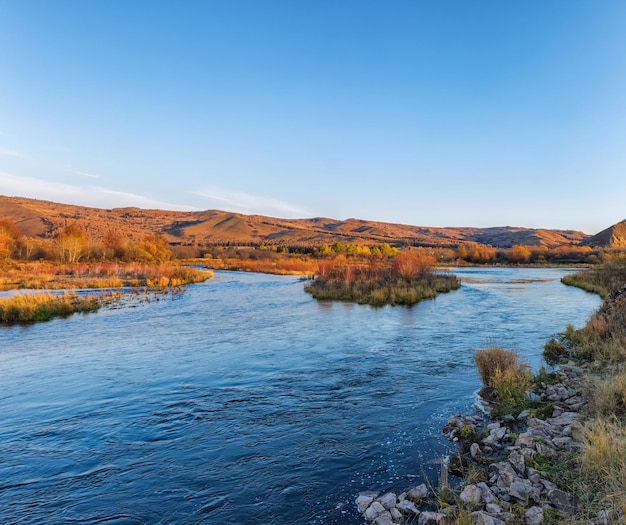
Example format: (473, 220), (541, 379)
(0, 195), (589, 249)
(584, 219), (626, 249)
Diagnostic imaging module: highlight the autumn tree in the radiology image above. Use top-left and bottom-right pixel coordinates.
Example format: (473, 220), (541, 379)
(56, 225), (88, 263)
(393, 248), (435, 281)
(0, 219), (25, 260)
(103, 229), (126, 260)
(510, 245), (532, 264)
(125, 234), (172, 262)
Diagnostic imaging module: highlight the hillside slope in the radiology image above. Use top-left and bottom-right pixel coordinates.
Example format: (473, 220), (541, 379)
(584, 219), (626, 248)
(0, 195), (588, 248)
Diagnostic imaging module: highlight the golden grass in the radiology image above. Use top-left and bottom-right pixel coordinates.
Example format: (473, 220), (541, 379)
(474, 347), (531, 410)
(0, 261), (212, 290)
(0, 291), (101, 324)
(579, 417), (626, 521)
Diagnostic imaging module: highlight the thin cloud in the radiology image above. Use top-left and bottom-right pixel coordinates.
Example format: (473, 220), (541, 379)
(0, 172), (199, 211)
(193, 188), (310, 218)
(0, 147), (22, 157)
(76, 171), (99, 179)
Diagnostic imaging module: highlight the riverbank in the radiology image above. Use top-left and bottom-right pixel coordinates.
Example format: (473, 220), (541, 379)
(355, 262), (626, 524)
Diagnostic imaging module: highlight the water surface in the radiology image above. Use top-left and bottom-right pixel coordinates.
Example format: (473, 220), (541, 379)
(0, 268), (601, 524)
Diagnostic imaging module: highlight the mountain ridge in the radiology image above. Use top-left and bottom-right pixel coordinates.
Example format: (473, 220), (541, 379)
(0, 195), (590, 249)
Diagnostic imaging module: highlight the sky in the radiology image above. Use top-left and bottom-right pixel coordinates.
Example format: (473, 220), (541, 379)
(1, 1), (625, 234)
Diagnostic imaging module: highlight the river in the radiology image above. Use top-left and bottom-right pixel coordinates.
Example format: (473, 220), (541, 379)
(0, 268), (601, 524)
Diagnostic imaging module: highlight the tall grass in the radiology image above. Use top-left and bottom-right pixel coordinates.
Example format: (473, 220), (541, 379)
(0, 261), (212, 290)
(304, 251), (459, 306)
(474, 347), (531, 412)
(0, 291), (101, 324)
(562, 258), (626, 298)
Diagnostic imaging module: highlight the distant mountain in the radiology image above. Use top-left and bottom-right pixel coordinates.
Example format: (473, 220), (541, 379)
(0, 195), (589, 249)
(584, 219), (626, 248)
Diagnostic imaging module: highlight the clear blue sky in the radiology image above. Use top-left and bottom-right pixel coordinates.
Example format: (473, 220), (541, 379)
(1, 1), (625, 234)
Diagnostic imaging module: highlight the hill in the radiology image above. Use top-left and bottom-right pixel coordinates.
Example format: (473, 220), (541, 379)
(0, 195), (588, 249)
(584, 219), (626, 248)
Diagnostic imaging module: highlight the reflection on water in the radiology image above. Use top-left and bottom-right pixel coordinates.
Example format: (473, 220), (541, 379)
(0, 268), (600, 524)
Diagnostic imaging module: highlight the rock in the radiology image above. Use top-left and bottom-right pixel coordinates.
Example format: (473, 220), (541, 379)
(485, 503), (501, 514)
(548, 488), (577, 515)
(490, 461), (517, 488)
(418, 511), (447, 524)
(373, 510), (393, 525)
(376, 492), (397, 510)
(540, 479), (557, 492)
(525, 506), (543, 525)
(396, 499), (420, 517)
(365, 501), (386, 521)
(518, 410), (531, 420)
(390, 507), (403, 521)
(459, 484), (482, 507)
(508, 451), (525, 475)
(471, 510), (505, 525)
(476, 482), (498, 504)
(570, 420), (585, 441)
(509, 479), (532, 503)
(552, 436), (572, 449)
(356, 492), (378, 513)
(535, 442), (557, 458)
(406, 483), (428, 503)
(470, 442), (482, 458)
(548, 412), (578, 427)
(515, 433), (535, 448)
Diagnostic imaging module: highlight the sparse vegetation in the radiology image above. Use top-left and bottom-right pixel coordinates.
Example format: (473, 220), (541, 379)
(561, 257), (626, 298)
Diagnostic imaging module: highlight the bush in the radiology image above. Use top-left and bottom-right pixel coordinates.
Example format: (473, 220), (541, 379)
(474, 347), (531, 411)
(543, 338), (567, 366)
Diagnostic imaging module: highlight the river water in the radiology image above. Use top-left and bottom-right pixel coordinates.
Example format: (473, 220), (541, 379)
(0, 268), (601, 524)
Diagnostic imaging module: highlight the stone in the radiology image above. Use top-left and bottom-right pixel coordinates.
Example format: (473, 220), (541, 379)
(486, 502), (502, 514)
(476, 482), (499, 504)
(373, 510), (393, 525)
(396, 499), (420, 517)
(470, 442), (482, 458)
(570, 420), (585, 441)
(471, 511), (505, 525)
(552, 436), (572, 449)
(518, 410), (531, 420)
(525, 506), (543, 525)
(548, 488), (577, 515)
(508, 451), (525, 475)
(390, 507), (403, 521)
(459, 484), (482, 507)
(515, 433), (535, 448)
(509, 479), (532, 503)
(540, 479), (557, 492)
(418, 511), (446, 525)
(548, 412), (578, 427)
(376, 492), (397, 510)
(490, 461), (517, 488)
(406, 483), (428, 503)
(356, 492), (378, 513)
(365, 501), (386, 521)
(535, 442), (557, 458)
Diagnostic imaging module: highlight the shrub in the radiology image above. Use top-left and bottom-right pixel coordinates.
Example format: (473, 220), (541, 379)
(543, 339), (567, 366)
(474, 347), (531, 411)
(592, 370), (626, 417)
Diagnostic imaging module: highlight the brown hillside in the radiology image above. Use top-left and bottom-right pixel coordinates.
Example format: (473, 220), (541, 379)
(584, 219), (626, 248)
(0, 195), (589, 249)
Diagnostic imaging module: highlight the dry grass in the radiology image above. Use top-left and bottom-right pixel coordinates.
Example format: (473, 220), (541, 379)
(474, 347), (531, 410)
(579, 418), (626, 522)
(0, 291), (101, 324)
(591, 369), (626, 417)
(0, 261), (212, 290)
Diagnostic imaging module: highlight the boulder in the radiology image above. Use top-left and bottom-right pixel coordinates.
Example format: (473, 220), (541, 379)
(508, 451), (525, 475)
(418, 511), (447, 525)
(396, 499), (420, 517)
(406, 483), (429, 503)
(524, 506), (543, 525)
(373, 511), (393, 525)
(548, 488), (577, 515)
(356, 492), (378, 513)
(471, 511), (505, 525)
(365, 501), (387, 521)
(459, 484), (482, 507)
(376, 492), (397, 510)
(476, 482), (498, 504)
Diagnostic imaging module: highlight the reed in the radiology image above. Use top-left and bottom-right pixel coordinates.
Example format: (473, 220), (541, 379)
(0, 291), (101, 324)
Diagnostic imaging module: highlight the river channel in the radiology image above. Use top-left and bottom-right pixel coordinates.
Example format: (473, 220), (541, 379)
(0, 268), (601, 524)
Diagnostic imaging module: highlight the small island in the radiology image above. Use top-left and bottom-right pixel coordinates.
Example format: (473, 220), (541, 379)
(304, 248), (460, 306)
